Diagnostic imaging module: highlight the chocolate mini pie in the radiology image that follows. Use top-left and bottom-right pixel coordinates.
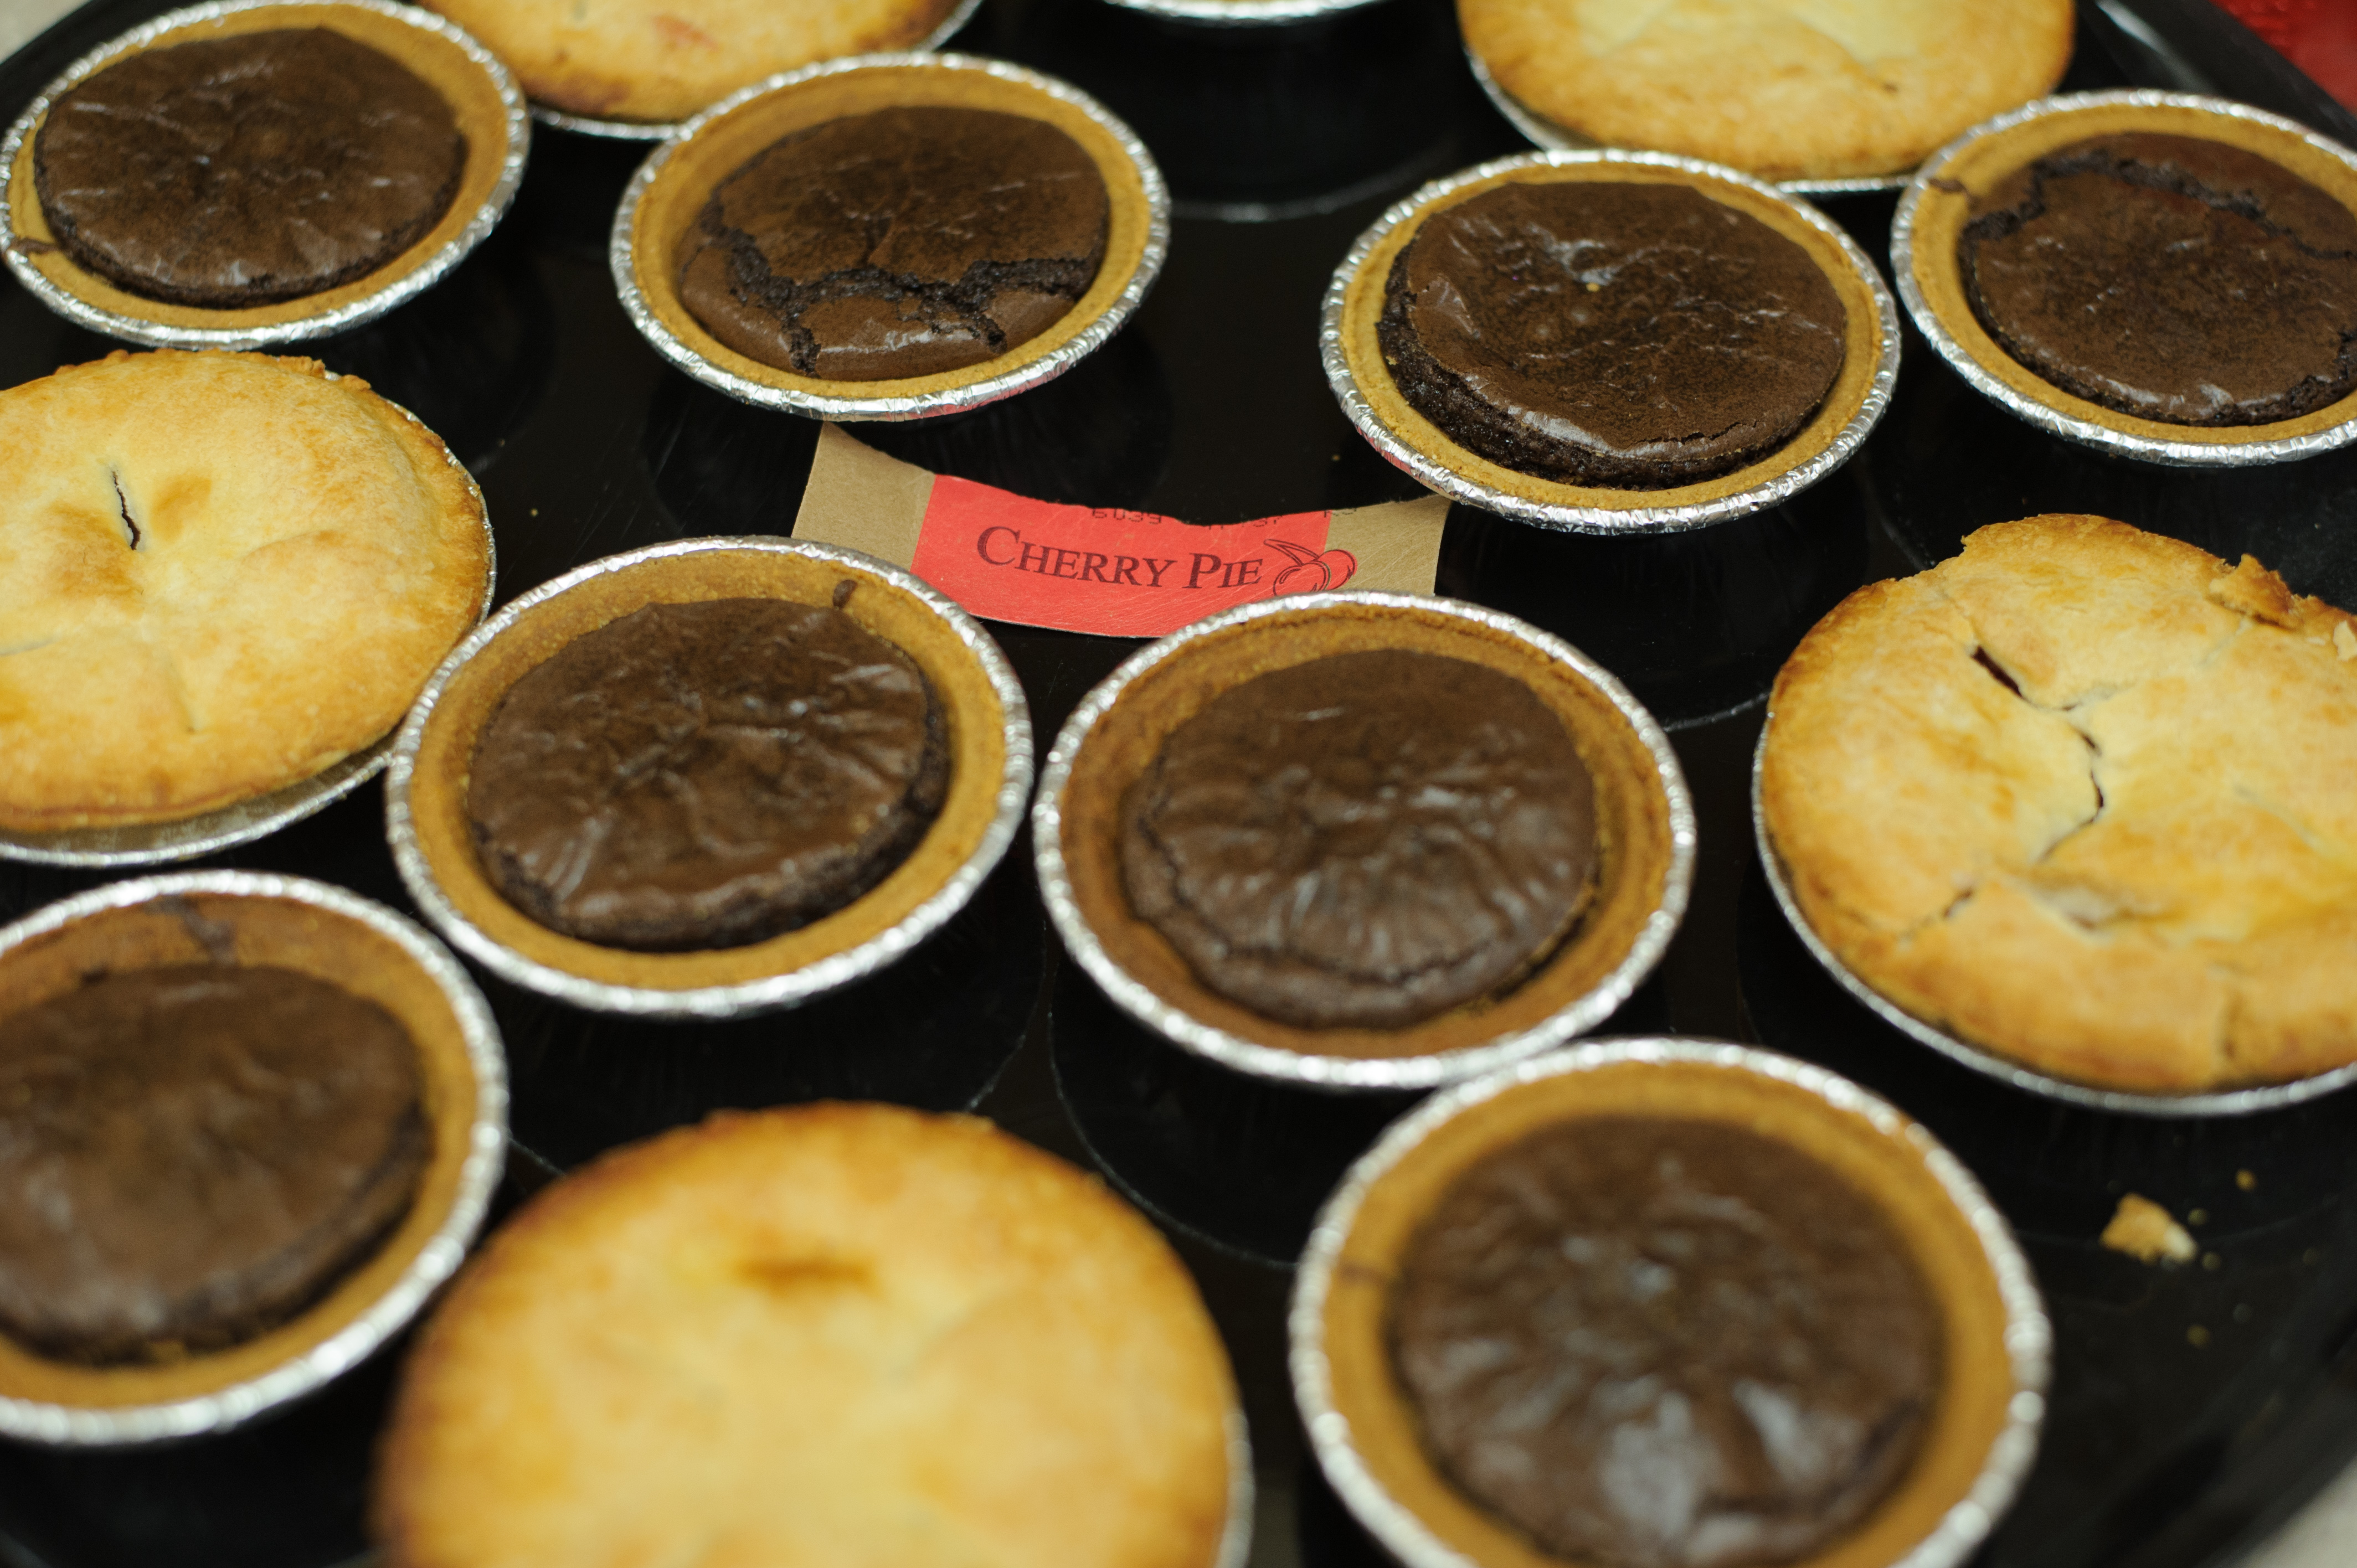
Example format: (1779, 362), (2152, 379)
(1292, 1040), (2047, 1568)
(1, 1), (527, 347)
(0, 872), (503, 1446)
(1325, 152), (1896, 533)
(1035, 592), (1694, 1089)
(1895, 91), (2357, 465)
(617, 54), (1168, 420)
(388, 538), (1031, 1018)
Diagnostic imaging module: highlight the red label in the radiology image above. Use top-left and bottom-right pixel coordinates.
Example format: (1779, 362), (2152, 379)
(908, 475), (1360, 637)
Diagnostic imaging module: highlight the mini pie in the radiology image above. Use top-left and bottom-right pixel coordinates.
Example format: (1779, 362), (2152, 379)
(0, 350), (488, 833)
(373, 1104), (1241, 1568)
(1304, 1050), (2037, 1568)
(1331, 157), (1891, 526)
(0, 964), (427, 1365)
(3, 2), (524, 342)
(1056, 599), (1682, 1068)
(421, 0), (961, 124)
(1761, 514), (2357, 1094)
(1461, 0), (2074, 182)
(397, 542), (1018, 1004)
(0, 879), (495, 1423)
(1119, 648), (1599, 1031)
(33, 28), (465, 309)
(624, 59), (1161, 413)
(676, 106), (1109, 381)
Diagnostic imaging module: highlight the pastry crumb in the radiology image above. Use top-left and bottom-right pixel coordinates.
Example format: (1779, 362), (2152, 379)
(2237, 1169), (2258, 1191)
(2208, 555), (2301, 627)
(2102, 1193), (2196, 1264)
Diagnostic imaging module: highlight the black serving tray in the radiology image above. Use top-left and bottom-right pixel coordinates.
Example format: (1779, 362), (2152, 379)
(5, 2), (2357, 1565)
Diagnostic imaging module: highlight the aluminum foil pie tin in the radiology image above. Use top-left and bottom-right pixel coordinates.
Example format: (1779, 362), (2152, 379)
(1290, 1036), (2050, 1568)
(611, 53), (1171, 422)
(1463, 48), (1910, 198)
(0, 416), (495, 871)
(1891, 90), (2357, 467)
(528, 0), (987, 139)
(385, 535), (1035, 1022)
(1322, 149), (1901, 534)
(0, 871), (507, 1447)
(0, 0), (531, 350)
(1032, 591), (1696, 1091)
(1749, 729), (2357, 1117)
(1102, 0), (1387, 29)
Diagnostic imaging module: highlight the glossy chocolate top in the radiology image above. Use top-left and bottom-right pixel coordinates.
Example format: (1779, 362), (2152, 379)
(1377, 180), (1847, 488)
(1960, 132), (2357, 426)
(677, 106), (1110, 381)
(33, 28), (466, 309)
(1119, 648), (1595, 1030)
(1391, 1116), (1941, 1568)
(0, 964), (428, 1364)
(467, 596), (948, 952)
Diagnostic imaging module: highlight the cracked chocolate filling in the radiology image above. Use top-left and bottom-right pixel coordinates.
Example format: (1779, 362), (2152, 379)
(676, 106), (1109, 381)
(1391, 1117), (1940, 1568)
(1959, 132), (2357, 426)
(33, 29), (466, 308)
(1119, 649), (1596, 1030)
(1376, 181), (1847, 488)
(0, 965), (428, 1365)
(467, 597), (948, 952)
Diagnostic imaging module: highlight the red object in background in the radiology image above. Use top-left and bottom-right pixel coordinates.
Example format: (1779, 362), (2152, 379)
(2213, 0), (2357, 110)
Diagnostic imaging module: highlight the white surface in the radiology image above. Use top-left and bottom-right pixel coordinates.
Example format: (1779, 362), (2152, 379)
(0, 0), (2349, 1559)
(0, 0), (75, 59)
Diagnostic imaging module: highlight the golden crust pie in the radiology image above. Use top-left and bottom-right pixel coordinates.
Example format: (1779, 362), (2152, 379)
(373, 1104), (1240, 1568)
(0, 350), (488, 832)
(1462, 0), (2075, 182)
(1761, 515), (2357, 1094)
(422, 0), (961, 124)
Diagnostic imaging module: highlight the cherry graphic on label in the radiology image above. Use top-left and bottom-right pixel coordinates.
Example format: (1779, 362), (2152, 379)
(1267, 539), (1357, 594)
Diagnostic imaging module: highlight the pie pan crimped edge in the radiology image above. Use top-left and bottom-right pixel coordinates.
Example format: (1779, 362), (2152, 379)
(1032, 590), (1697, 1091)
(0, 871), (507, 1447)
(1321, 149), (1901, 534)
(0, 372), (497, 869)
(1463, 47), (1908, 198)
(385, 535), (1034, 1022)
(1891, 89), (2357, 467)
(1290, 1036), (2050, 1568)
(0, 0), (531, 349)
(612, 52), (1171, 422)
(1100, 0), (1386, 30)
(1749, 727), (2357, 1117)
(528, 0), (986, 138)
